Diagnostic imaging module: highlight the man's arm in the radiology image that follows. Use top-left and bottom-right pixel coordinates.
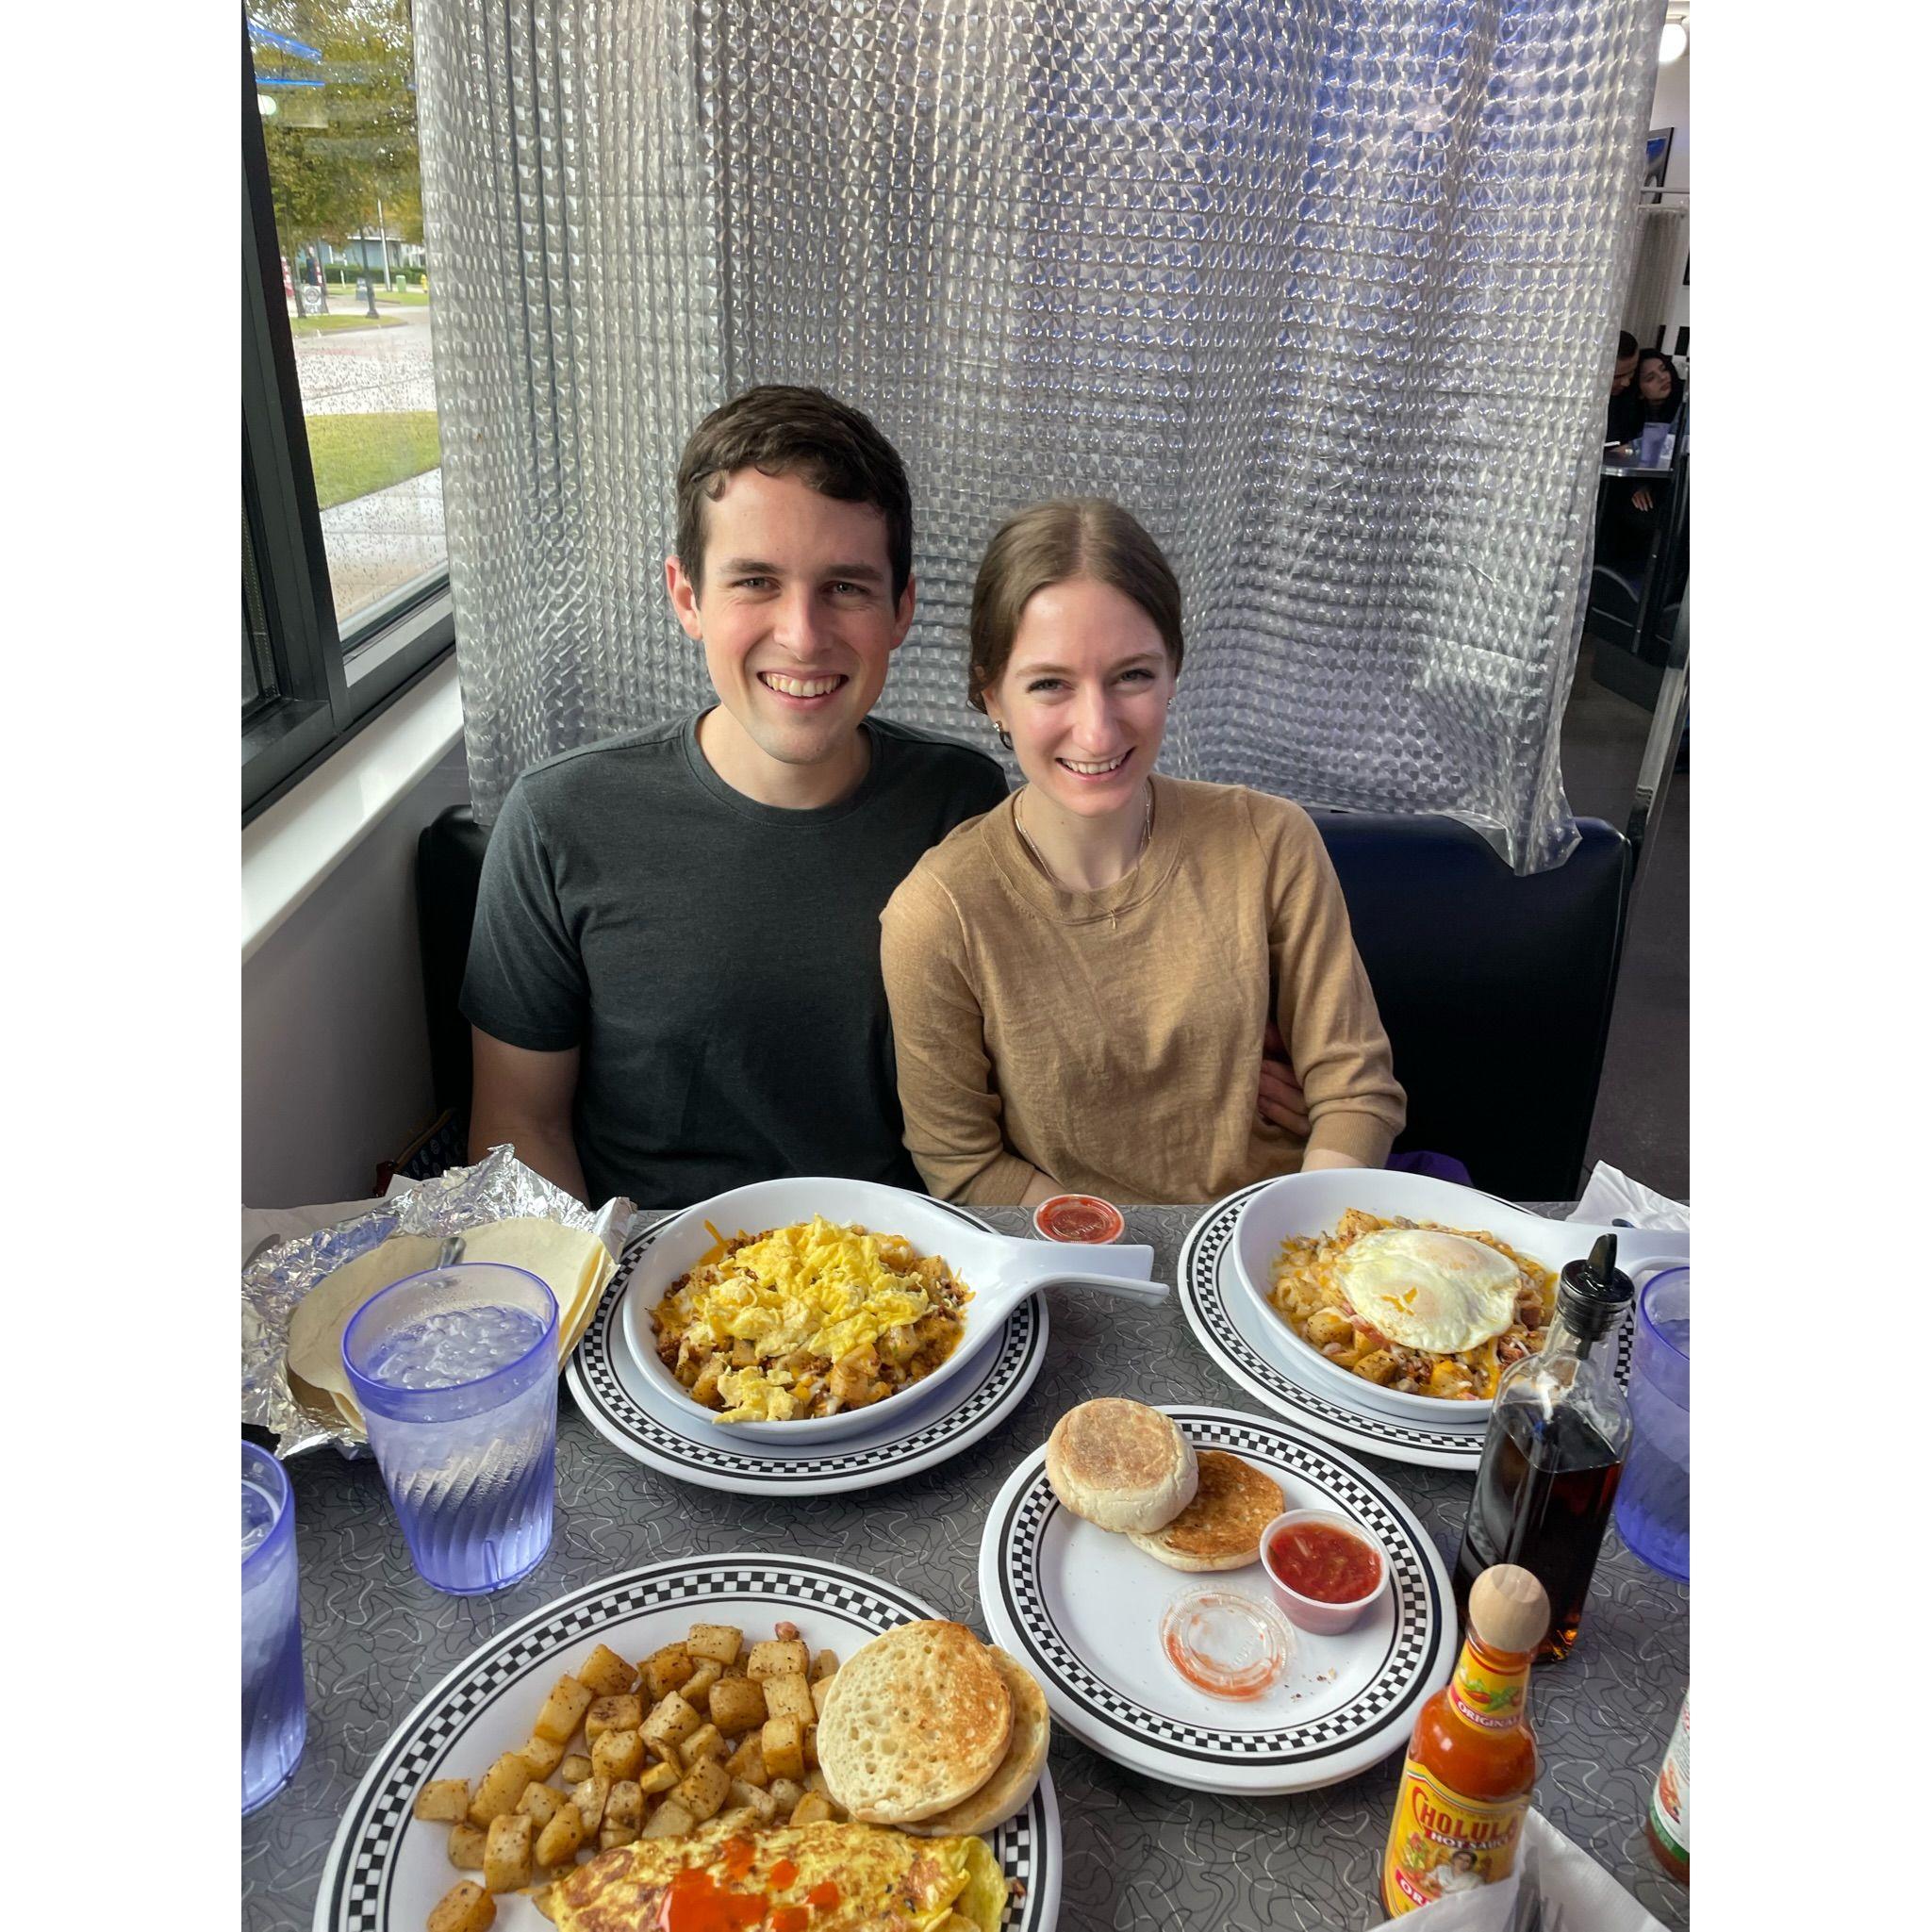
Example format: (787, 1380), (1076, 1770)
(470, 1028), (588, 1203)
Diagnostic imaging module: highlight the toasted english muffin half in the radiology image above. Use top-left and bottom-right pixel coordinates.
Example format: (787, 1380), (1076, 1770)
(1045, 1397), (1197, 1532)
(1124, 1448), (1285, 1572)
(901, 1647), (1051, 1839)
(817, 1620), (1013, 1825)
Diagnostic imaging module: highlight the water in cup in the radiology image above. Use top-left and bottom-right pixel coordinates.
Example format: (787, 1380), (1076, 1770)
(1614, 1267), (1690, 1581)
(242, 1443), (306, 1814)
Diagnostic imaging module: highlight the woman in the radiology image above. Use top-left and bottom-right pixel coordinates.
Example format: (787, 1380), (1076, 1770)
(1627, 349), (1686, 518)
(880, 499), (1405, 1207)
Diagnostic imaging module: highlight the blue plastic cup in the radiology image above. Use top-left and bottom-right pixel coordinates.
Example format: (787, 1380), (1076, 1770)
(242, 1440), (306, 1814)
(1614, 1266), (1690, 1581)
(342, 1262), (559, 1596)
(1639, 420), (1670, 466)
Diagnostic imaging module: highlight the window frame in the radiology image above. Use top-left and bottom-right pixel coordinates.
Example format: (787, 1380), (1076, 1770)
(241, 21), (454, 822)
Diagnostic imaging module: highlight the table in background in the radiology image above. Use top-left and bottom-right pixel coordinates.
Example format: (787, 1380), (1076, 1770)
(242, 1206), (1689, 1932)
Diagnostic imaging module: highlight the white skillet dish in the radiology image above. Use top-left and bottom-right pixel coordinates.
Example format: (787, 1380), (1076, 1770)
(1229, 1168), (1688, 1424)
(619, 1176), (1165, 1443)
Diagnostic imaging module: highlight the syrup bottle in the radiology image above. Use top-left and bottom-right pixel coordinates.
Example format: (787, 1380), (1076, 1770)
(1379, 1564), (1548, 1915)
(1454, 1234), (1634, 1661)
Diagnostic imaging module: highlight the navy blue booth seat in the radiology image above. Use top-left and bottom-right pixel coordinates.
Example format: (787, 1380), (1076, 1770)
(417, 804), (1627, 1205)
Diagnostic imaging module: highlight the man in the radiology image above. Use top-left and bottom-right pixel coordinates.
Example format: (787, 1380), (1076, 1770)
(463, 385), (1310, 1207)
(1606, 329), (1643, 445)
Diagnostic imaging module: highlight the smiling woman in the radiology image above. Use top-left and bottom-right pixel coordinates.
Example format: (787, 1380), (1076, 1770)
(879, 498), (1406, 1209)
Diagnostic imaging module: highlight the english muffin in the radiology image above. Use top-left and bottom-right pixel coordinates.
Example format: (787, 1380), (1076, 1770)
(1125, 1449), (1285, 1572)
(900, 1647), (1051, 1839)
(817, 1620), (1013, 1825)
(1046, 1397), (1197, 1532)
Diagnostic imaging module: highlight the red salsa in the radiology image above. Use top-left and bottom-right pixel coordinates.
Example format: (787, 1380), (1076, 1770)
(1036, 1195), (1124, 1243)
(1267, 1520), (1382, 1604)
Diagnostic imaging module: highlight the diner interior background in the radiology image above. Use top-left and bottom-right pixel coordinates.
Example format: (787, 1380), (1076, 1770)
(241, 0), (1690, 1206)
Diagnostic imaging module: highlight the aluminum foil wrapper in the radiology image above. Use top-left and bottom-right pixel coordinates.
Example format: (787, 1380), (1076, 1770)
(240, 1144), (636, 1460)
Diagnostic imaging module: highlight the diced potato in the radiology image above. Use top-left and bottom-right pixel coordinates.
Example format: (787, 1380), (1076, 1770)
(517, 1782), (565, 1828)
(789, 1791), (834, 1826)
(723, 1735), (768, 1787)
(571, 1773), (611, 1833)
(810, 1649), (839, 1682)
(428, 1879), (497, 1932)
(802, 1723), (818, 1772)
(761, 1673), (816, 1726)
(577, 1643), (637, 1697)
(639, 1798), (696, 1841)
(414, 1778), (470, 1823)
(641, 1692), (703, 1760)
(768, 1777), (804, 1812)
(448, 1822), (488, 1871)
(810, 1675), (837, 1721)
(729, 1779), (778, 1822)
(637, 1759), (680, 1797)
(484, 1813), (535, 1893)
(680, 1723), (726, 1769)
(708, 1676), (768, 1737)
(642, 1643), (697, 1703)
(519, 1735), (567, 1778)
(535, 1796), (586, 1867)
(801, 1768), (829, 1797)
(673, 1758), (732, 1823)
(685, 1623), (742, 1667)
(591, 1727), (645, 1782)
(604, 1778), (646, 1831)
(558, 1753), (593, 1786)
(533, 1676), (595, 1745)
(586, 1693), (644, 1744)
(762, 1716), (805, 1782)
(468, 1753), (534, 1826)
(599, 1819), (639, 1850)
(747, 1640), (810, 1682)
(682, 1660), (723, 1705)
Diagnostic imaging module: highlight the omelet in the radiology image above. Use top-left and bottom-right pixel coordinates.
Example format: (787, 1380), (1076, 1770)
(1332, 1228), (1521, 1355)
(550, 1819), (1006, 1931)
(652, 1217), (969, 1422)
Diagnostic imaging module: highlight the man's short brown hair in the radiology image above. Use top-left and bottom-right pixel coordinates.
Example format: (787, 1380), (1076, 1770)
(673, 385), (914, 599)
(967, 498), (1184, 713)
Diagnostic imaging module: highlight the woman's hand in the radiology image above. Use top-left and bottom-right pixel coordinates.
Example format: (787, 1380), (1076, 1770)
(1631, 486), (1654, 512)
(1258, 1022), (1310, 1134)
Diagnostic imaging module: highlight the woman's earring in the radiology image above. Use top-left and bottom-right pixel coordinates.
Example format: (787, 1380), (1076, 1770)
(993, 721), (1014, 751)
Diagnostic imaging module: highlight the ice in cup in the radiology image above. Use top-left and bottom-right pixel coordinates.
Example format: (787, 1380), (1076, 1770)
(241, 1439), (306, 1813)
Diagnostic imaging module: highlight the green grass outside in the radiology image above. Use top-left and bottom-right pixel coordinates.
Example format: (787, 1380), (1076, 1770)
(305, 410), (442, 511)
(290, 312), (405, 337)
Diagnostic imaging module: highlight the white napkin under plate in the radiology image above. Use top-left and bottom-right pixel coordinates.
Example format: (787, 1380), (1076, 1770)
(1567, 1161), (1689, 1232)
(1364, 1808), (1668, 1932)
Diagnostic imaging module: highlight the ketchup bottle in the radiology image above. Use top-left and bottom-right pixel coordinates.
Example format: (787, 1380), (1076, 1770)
(1379, 1565), (1548, 1916)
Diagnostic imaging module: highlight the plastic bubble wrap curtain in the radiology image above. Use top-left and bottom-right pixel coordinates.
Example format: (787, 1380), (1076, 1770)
(415, 0), (1661, 870)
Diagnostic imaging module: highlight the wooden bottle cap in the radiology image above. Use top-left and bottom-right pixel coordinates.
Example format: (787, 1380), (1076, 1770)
(1467, 1565), (1550, 1655)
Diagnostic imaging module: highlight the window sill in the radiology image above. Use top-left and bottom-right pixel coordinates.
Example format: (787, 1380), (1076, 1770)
(242, 653), (465, 963)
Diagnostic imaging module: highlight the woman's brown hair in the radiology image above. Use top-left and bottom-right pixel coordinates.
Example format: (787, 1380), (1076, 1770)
(966, 498), (1183, 714)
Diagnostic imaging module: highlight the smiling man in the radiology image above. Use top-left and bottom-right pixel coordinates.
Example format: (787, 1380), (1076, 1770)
(459, 387), (1008, 1208)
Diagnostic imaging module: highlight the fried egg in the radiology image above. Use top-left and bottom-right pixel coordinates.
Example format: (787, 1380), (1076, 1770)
(1332, 1228), (1521, 1355)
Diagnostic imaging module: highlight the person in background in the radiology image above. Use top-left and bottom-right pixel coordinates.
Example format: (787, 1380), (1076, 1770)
(880, 498), (1406, 1207)
(1606, 329), (1643, 445)
(1627, 348), (1687, 515)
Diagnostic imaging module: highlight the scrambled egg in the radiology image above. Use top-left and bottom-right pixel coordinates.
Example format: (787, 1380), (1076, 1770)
(656, 1217), (942, 1421)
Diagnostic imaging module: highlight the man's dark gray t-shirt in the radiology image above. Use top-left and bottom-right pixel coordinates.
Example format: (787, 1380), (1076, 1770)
(460, 714), (1007, 1208)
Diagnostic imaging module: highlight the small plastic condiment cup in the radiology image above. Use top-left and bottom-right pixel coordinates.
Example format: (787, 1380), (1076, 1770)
(1032, 1193), (1126, 1244)
(1259, 1508), (1391, 1636)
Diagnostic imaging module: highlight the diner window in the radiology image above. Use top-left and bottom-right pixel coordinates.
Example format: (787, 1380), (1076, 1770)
(242, 4), (453, 817)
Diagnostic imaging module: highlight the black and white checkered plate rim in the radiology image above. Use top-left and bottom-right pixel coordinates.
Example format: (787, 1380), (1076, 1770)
(985, 1409), (1447, 1783)
(316, 1553), (1059, 1932)
(567, 1199), (1046, 1486)
(1180, 1183), (1635, 1466)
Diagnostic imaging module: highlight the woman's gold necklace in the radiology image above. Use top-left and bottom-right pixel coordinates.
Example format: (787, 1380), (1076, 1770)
(1015, 780), (1154, 892)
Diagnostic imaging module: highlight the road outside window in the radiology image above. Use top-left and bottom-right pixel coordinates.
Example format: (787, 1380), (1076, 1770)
(248, 2), (444, 642)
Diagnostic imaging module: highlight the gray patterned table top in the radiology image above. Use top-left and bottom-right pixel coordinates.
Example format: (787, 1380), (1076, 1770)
(242, 1205), (1688, 1932)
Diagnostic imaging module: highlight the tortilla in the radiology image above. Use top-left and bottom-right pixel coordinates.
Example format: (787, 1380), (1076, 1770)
(286, 1234), (441, 1396)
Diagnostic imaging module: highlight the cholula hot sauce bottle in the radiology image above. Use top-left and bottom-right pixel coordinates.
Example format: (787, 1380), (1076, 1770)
(1379, 1565), (1548, 1916)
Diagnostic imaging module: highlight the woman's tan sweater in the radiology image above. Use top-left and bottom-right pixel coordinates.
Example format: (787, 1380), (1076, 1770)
(879, 775), (1405, 1205)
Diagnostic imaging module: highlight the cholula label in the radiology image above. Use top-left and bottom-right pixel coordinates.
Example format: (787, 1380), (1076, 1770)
(1379, 1758), (1529, 1915)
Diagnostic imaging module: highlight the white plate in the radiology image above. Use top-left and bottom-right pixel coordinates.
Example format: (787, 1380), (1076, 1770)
(567, 1203), (1049, 1494)
(314, 1553), (1062, 1932)
(620, 1177), (1155, 1443)
(1183, 1185), (1690, 1468)
(978, 1406), (1454, 1794)
(1228, 1169), (1691, 1424)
